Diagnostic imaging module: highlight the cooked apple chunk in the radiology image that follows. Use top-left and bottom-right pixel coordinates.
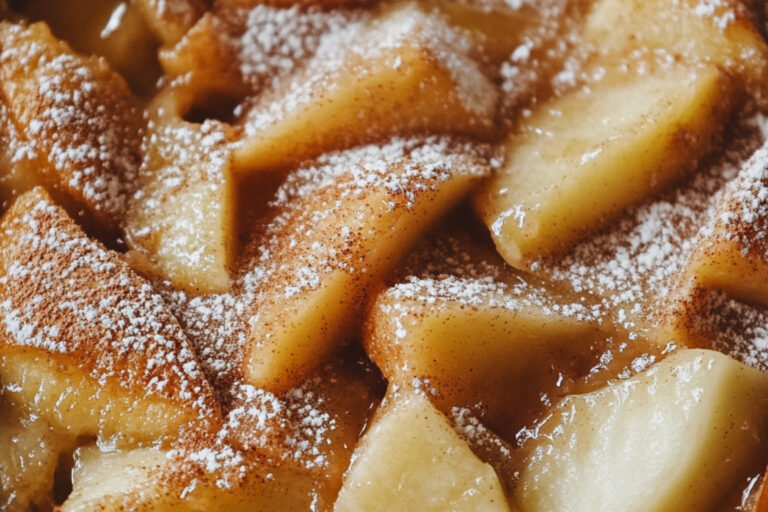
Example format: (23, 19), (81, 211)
(0, 396), (75, 512)
(0, 21), (142, 230)
(683, 142), (768, 306)
(424, 0), (576, 64)
(11, 0), (163, 95)
(241, 137), (493, 392)
(652, 142), (768, 349)
(61, 445), (320, 512)
(0, 188), (218, 445)
(474, 65), (729, 267)
(61, 446), (169, 512)
(235, 3), (498, 172)
(517, 349), (768, 512)
(365, 224), (607, 436)
(585, 0), (768, 90)
(135, 0), (207, 46)
(126, 88), (239, 294)
(62, 356), (380, 511)
(159, 12), (246, 99)
(334, 391), (510, 512)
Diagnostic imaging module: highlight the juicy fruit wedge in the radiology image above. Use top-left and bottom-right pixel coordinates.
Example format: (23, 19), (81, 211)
(517, 348), (768, 512)
(135, 0), (207, 46)
(655, 142), (768, 348)
(474, 65), (729, 267)
(364, 226), (607, 436)
(11, 0), (163, 95)
(0, 188), (218, 445)
(159, 12), (246, 98)
(684, 142), (768, 306)
(126, 87), (238, 294)
(62, 355), (382, 511)
(61, 446), (168, 512)
(0, 21), (141, 231)
(423, 0), (554, 63)
(61, 445), (320, 512)
(0, 397), (74, 512)
(585, 0), (768, 89)
(235, 3), (497, 173)
(334, 391), (511, 512)
(243, 138), (492, 392)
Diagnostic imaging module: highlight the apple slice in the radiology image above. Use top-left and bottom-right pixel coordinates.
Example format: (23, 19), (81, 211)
(241, 137), (493, 392)
(62, 355), (380, 511)
(0, 188), (219, 445)
(684, 142), (768, 306)
(423, 0), (559, 63)
(474, 65), (729, 267)
(61, 444), (320, 512)
(585, 0), (768, 90)
(135, 0), (207, 46)
(0, 396), (75, 512)
(653, 142), (768, 348)
(234, 3), (498, 173)
(0, 21), (142, 231)
(334, 391), (511, 512)
(517, 348), (768, 512)
(159, 12), (247, 98)
(10, 0), (162, 95)
(61, 446), (169, 512)
(364, 223), (608, 437)
(125, 87), (238, 294)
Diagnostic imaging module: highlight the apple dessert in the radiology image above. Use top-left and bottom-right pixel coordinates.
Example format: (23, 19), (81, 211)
(3, 0), (768, 511)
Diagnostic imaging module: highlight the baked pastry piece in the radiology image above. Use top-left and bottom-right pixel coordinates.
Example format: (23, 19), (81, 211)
(3, 1), (768, 511)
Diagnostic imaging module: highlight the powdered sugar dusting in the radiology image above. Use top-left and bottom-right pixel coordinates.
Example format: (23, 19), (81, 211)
(163, 136), (494, 389)
(541, 134), (757, 335)
(242, 3), (496, 135)
(228, 5), (362, 93)
(692, 0), (736, 31)
(0, 191), (213, 414)
(0, 21), (141, 223)
(695, 290), (768, 372)
(715, 138), (768, 257)
(381, 230), (597, 327)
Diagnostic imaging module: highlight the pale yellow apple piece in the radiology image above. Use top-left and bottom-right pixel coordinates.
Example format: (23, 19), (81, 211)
(517, 348), (768, 512)
(126, 88), (238, 294)
(135, 0), (207, 46)
(235, 3), (497, 173)
(62, 357), (380, 511)
(0, 103), (41, 212)
(61, 445), (321, 512)
(10, 0), (162, 95)
(424, 0), (551, 63)
(216, 0), (364, 8)
(474, 65), (728, 267)
(0, 21), (142, 231)
(0, 397), (75, 512)
(0, 188), (219, 445)
(585, 0), (768, 89)
(159, 12), (245, 97)
(652, 142), (768, 348)
(62, 446), (168, 512)
(334, 391), (511, 512)
(365, 228), (607, 434)
(684, 142), (768, 306)
(242, 138), (492, 392)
